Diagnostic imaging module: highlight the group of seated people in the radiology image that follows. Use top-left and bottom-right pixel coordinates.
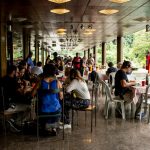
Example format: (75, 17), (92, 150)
(90, 60), (144, 119)
(0, 58), (91, 136)
(31, 64), (91, 135)
(2, 50), (145, 136)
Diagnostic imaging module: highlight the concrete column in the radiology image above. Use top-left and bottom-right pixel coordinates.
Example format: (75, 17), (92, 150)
(35, 35), (39, 63)
(117, 36), (123, 63)
(0, 7), (7, 77)
(102, 42), (106, 66)
(41, 46), (44, 65)
(45, 49), (48, 60)
(23, 28), (30, 60)
(7, 31), (13, 65)
(93, 46), (97, 64)
(44, 50), (47, 64)
(28, 34), (31, 52)
(84, 50), (86, 57)
(88, 48), (90, 59)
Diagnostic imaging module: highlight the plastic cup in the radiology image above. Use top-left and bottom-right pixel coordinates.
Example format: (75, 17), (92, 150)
(142, 80), (146, 86)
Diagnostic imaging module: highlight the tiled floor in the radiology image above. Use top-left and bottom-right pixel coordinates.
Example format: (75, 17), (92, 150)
(1, 89), (150, 150)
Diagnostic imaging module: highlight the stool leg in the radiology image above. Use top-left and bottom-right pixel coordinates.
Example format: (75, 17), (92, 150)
(121, 102), (125, 120)
(104, 101), (107, 116)
(139, 101), (144, 121)
(105, 101), (109, 119)
(2, 115), (7, 137)
(95, 107), (96, 127)
(85, 111), (87, 127)
(37, 117), (39, 141)
(91, 110), (93, 133)
(76, 111), (78, 126)
(148, 105), (150, 124)
(71, 109), (74, 131)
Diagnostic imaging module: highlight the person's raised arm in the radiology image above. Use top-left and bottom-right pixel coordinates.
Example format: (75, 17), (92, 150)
(66, 80), (76, 93)
(121, 79), (136, 87)
(57, 80), (63, 100)
(31, 80), (40, 97)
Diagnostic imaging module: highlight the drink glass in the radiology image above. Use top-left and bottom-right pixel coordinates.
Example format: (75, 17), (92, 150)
(142, 80), (145, 86)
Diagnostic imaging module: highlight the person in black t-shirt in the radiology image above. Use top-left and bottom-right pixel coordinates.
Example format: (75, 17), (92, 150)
(1, 66), (30, 132)
(2, 65), (19, 109)
(115, 61), (144, 117)
(115, 61), (136, 103)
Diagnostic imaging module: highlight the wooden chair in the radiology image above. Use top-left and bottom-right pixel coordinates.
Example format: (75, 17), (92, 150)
(71, 82), (99, 132)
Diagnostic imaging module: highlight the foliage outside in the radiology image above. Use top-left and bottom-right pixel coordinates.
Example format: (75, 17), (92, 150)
(13, 30), (150, 68)
(97, 29), (150, 68)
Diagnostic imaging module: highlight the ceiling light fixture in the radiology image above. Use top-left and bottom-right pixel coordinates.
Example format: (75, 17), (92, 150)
(109, 0), (130, 3)
(57, 32), (66, 35)
(57, 28), (67, 32)
(48, 0), (71, 4)
(99, 9), (119, 15)
(50, 8), (70, 14)
(85, 29), (96, 32)
(83, 32), (93, 35)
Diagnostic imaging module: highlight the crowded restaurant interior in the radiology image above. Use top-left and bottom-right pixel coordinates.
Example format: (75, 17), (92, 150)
(0, 0), (150, 150)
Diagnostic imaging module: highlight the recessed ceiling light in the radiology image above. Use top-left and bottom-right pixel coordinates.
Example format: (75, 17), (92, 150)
(85, 29), (96, 32)
(99, 9), (119, 15)
(109, 0), (130, 3)
(48, 0), (71, 3)
(57, 32), (66, 35)
(57, 28), (67, 32)
(83, 32), (93, 35)
(50, 8), (70, 14)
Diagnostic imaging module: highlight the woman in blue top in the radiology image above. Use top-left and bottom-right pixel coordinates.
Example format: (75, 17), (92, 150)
(32, 64), (63, 135)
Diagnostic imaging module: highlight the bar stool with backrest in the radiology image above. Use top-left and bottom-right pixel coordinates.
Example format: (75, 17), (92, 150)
(71, 82), (99, 132)
(101, 80), (126, 120)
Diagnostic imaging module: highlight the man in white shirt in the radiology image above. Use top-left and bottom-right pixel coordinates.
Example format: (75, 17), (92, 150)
(31, 61), (43, 76)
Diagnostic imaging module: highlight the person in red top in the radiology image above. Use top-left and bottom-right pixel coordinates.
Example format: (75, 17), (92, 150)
(72, 53), (81, 71)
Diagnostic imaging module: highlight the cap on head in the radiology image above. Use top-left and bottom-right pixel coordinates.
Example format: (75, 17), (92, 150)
(122, 60), (132, 68)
